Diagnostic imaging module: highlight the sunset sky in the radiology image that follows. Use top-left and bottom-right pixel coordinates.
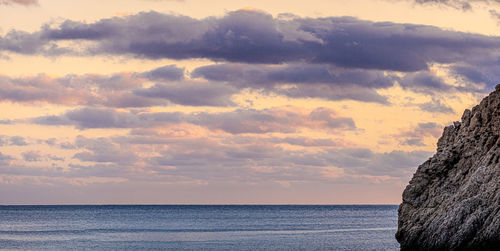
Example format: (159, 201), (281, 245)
(0, 0), (499, 204)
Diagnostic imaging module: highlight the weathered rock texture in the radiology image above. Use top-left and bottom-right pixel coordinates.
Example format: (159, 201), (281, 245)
(396, 85), (500, 250)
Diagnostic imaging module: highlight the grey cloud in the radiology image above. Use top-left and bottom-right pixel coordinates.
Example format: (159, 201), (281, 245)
(0, 136), (7, 146)
(450, 64), (500, 91)
(400, 71), (453, 94)
(140, 65), (185, 81)
(0, 74), (96, 105)
(323, 148), (433, 177)
(418, 98), (455, 113)
(0, 132), (429, 185)
(0, 62), (481, 107)
(0, 152), (14, 165)
(452, 65), (492, 84)
(2, 10), (500, 72)
(22, 151), (42, 162)
(35, 108), (150, 129)
(33, 107), (180, 129)
(192, 63), (395, 88)
(32, 106), (357, 133)
(401, 138), (426, 146)
(73, 136), (137, 165)
(66, 108), (144, 129)
(32, 115), (73, 126)
(406, 122), (444, 137)
(490, 9), (500, 22)
(275, 137), (342, 147)
(192, 63), (393, 103)
(0, 119), (13, 124)
(412, 0), (500, 10)
(147, 137), (431, 179)
(194, 107), (357, 134)
(0, 135), (29, 146)
(0, 0), (38, 5)
(60, 142), (76, 149)
(0, 64), (237, 107)
(396, 122), (444, 146)
(10, 136), (27, 146)
(134, 82), (238, 107)
(276, 84), (390, 104)
(413, 0), (473, 10)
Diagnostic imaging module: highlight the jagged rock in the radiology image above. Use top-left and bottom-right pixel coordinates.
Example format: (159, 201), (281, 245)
(396, 85), (500, 250)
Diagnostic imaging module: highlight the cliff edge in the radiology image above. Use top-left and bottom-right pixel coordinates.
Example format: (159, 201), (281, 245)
(396, 85), (500, 250)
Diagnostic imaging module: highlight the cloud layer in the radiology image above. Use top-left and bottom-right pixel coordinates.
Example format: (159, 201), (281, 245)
(0, 8), (491, 203)
(2, 10), (500, 74)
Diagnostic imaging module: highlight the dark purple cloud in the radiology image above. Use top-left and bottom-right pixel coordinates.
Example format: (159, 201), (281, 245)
(399, 71), (458, 94)
(140, 64), (185, 81)
(2, 10), (500, 72)
(449, 63), (500, 91)
(191, 63), (394, 103)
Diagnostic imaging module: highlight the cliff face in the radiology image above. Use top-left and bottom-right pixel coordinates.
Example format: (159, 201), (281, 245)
(396, 85), (500, 250)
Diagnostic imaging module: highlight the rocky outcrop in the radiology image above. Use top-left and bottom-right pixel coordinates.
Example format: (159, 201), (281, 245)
(396, 85), (500, 250)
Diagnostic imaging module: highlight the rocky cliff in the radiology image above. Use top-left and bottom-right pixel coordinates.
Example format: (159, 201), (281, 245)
(396, 85), (500, 250)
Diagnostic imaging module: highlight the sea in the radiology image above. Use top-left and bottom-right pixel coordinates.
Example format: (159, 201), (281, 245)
(0, 205), (399, 250)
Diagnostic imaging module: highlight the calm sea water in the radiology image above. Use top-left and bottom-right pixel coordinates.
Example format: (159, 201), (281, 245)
(0, 205), (399, 250)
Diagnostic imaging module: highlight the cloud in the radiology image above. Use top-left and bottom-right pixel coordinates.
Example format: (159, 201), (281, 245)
(399, 71), (452, 94)
(417, 98), (455, 113)
(33, 108), (160, 129)
(0, 64), (238, 107)
(0, 152), (14, 165)
(413, 0), (473, 10)
(195, 107), (357, 134)
(450, 64), (500, 90)
(192, 63), (394, 103)
(0, 0), (37, 6)
(140, 64), (185, 81)
(0, 62), (486, 108)
(0, 124), (429, 190)
(322, 148), (433, 177)
(490, 9), (500, 22)
(73, 136), (137, 165)
(2, 10), (500, 73)
(22, 151), (42, 162)
(410, 0), (500, 10)
(400, 138), (426, 146)
(32, 106), (357, 133)
(0, 135), (29, 146)
(395, 122), (444, 146)
(9, 136), (27, 146)
(134, 82), (238, 107)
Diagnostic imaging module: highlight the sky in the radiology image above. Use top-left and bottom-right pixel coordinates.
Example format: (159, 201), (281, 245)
(0, 0), (499, 204)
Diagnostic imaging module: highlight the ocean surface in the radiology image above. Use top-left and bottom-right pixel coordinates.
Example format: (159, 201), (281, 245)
(0, 205), (399, 250)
